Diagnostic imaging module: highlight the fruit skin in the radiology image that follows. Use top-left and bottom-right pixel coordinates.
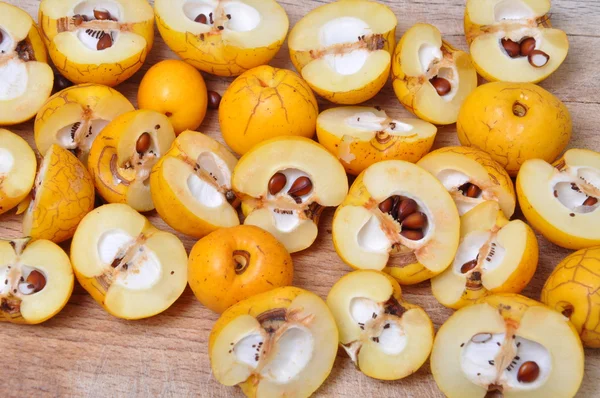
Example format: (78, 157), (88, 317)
(188, 225), (293, 314)
(542, 247), (600, 347)
(457, 82), (571, 177)
(219, 65), (318, 155)
(0, 129), (37, 215)
(138, 60), (208, 135)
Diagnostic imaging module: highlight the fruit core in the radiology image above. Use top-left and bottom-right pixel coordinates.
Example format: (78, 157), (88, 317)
(552, 165), (600, 214)
(113, 132), (160, 187)
(185, 151), (237, 209)
(59, 1), (125, 51)
(435, 169), (485, 215)
(453, 230), (506, 289)
(418, 44), (458, 101)
(345, 111), (416, 140)
(57, 118), (110, 159)
(0, 147), (15, 178)
(0, 28), (39, 101)
(184, 0), (261, 33)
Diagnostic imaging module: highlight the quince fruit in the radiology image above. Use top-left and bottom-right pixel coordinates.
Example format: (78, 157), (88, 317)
(0, 129), (36, 215)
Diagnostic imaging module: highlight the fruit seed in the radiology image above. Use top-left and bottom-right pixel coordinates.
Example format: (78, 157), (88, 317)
(402, 212), (426, 229)
(97, 33), (113, 51)
(94, 8), (111, 20)
(0, 30), (3, 45)
(462, 183), (482, 198)
(401, 229), (423, 241)
(501, 38), (520, 58)
(378, 197), (394, 213)
(195, 13), (208, 24)
(73, 14), (86, 26)
(26, 270), (46, 293)
(461, 259), (478, 274)
(288, 176), (312, 197)
(528, 50), (550, 68)
(429, 77), (451, 96)
(519, 37), (536, 56)
(136, 132), (151, 154)
(268, 172), (287, 195)
(397, 198), (418, 222)
(583, 196), (598, 206)
(517, 361), (540, 383)
(208, 91), (221, 109)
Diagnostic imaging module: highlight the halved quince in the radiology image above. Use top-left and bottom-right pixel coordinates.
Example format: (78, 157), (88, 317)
(150, 130), (240, 238)
(0, 2), (53, 125)
(332, 160), (460, 285)
(0, 129), (36, 215)
(88, 110), (176, 212)
(431, 294), (584, 398)
(154, 0), (288, 77)
(317, 106), (437, 176)
(70, 203), (188, 319)
(35, 83), (134, 164)
(288, 0), (397, 104)
(23, 144), (95, 243)
(392, 23), (478, 125)
(517, 148), (600, 249)
(39, 0), (154, 86)
(465, 0), (569, 83)
(209, 286), (338, 397)
(326, 270), (434, 380)
(0, 238), (73, 324)
(418, 146), (516, 218)
(232, 137), (348, 253)
(432, 201), (538, 309)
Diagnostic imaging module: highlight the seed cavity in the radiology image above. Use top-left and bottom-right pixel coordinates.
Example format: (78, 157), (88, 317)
(232, 250), (250, 275)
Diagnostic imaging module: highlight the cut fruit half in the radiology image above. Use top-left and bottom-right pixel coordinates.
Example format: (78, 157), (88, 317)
(0, 238), (73, 324)
(34, 83), (134, 164)
(0, 2), (53, 125)
(417, 146), (516, 218)
(150, 130), (240, 238)
(465, 0), (568, 83)
(288, 0), (397, 104)
(431, 294), (584, 398)
(326, 270), (434, 380)
(209, 286), (338, 397)
(517, 148), (600, 249)
(23, 144), (95, 243)
(70, 203), (188, 319)
(431, 201), (538, 309)
(39, 0), (154, 86)
(0, 129), (37, 215)
(232, 137), (348, 253)
(392, 23), (478, 125)
(154, 0), (289, 77)
(317, 106), (437, 176)
(332, 160), (460, 285)
(88, 110), (176, 212)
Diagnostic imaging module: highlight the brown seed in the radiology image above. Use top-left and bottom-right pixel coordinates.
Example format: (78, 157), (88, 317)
(136, 132), (151, 154)
(583, 196), (598, 206)
(26, 270), (46, 293)
(466, 184), (482, 198)
(195, 13), (208, 24)
(429, 77), (451, 96)
(288, 177), (312, 197)
(402, 212), (427, 229)
(96, 33), (113, 51)
(397, 198), (418, 222)
(73, 14), (85, 26)
(517, 361), (540, 383)
(94, 8), (111, 20)
(519, 37), (536, 56)
(378, 197), (394, 213)
(461, 260), (478, 274)
(501, 38), (520, 58)
(401, 229), (424, 241)
(208, 91), (221, 109)
(0, 30), (3, 45)
(528, 50), (550, 68)
(268, 173), (287, 195)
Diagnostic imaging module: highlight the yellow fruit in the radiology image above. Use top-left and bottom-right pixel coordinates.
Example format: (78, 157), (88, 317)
(0, 129), (37, 215)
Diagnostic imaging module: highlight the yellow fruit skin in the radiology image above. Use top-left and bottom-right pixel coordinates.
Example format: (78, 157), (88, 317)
(457, 82), (571, 177)
(542, 247), (600, 347)
(219, 66), (318, 155)
(188, 225), (293, 313)
(24, 145), (95, 243)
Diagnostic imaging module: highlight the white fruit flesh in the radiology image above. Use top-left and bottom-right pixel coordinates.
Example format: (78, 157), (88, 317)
(0, 130), (36, 208)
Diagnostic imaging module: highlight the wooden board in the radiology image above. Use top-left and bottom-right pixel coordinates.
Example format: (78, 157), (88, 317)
(1, 0), (600, 396)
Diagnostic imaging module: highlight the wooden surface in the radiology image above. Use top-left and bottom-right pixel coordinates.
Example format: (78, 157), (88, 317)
(2, 0), (600, 397)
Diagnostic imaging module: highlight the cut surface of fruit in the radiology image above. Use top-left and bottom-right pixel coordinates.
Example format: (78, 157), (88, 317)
(431, 294), (584, 398)
(70, 203), (188, 319)
(35, 83), (134, 164)
(23, 145), (95, 243)
(154, 0), (289, 76)
(418, 146), (516, 218)
(317, 106), (437, 175)
(465, 0), (568, 83)
(0, 129), (37, 215)
(88, 110), (176, 212)
(151, 131), (239, 238)
(209, 286), (338, 397)
(0, 2), (53, 125)
(0, 238), (73, 324)
(392, 23), (478, 125)
(39, 0), (155, 86)
(327, 270), (434, 380)
(232, 137), (348, 253)
(332, 160), (460, 285)
(288, 0), (397, 104)
(431, 201), (538, 309)
(517, 149), (600, 249)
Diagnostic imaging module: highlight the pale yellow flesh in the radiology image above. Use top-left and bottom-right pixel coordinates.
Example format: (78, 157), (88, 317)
(0, 129), (36, 202)
(53, 31), (147, 66)
(40, 0), (154, 22)
(466, 0), (550, 26)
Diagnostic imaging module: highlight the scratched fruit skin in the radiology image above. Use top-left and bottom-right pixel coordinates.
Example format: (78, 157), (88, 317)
(22, 145), (95, 244)
(38, 0), (155, 86)
(457, 82), (572, 177)
(541, 247), (600, 347)
(188, 225), (293, 314)
(219, 65), (318, 155)
(0, 129), (37, 216)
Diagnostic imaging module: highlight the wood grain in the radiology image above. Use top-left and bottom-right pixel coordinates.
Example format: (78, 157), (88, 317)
(2, 0), (600, 397)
